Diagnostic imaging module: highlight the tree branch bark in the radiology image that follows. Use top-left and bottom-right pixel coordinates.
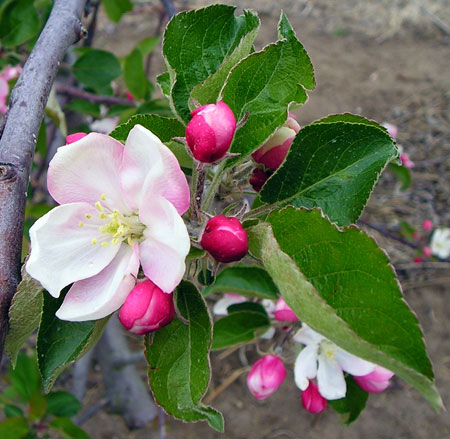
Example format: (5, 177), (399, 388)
(0, 0), (88, 362)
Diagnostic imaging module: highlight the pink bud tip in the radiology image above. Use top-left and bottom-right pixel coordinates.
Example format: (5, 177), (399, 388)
(200, 215), (248, 263)
(249, 168), (271, 192)
(423, 246), (432, 258)
(185, 101), (236, 163)
(66, 132), (88, 144)
(400, 153), (415, 169)
(3, 65), (22, 81)
(302, 381), (327, 414)
(413, 256), (422, 264)
(119, 279), (175, 335)
(354, 366), (394, 394)
(382, 122), (398, 139)
(247, 355), (286, 400)
(252, 115), (300, 170)
(422, 220), (433, 232)
(274, 297), (298, 322)
(126, 91), (134, 101)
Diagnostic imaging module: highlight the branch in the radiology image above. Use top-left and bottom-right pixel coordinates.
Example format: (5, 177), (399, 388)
(0, 0), (87, 362)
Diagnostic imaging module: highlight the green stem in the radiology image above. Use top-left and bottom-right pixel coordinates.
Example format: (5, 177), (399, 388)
(243, 200), (281, 220)
(202, 160), (227, 212)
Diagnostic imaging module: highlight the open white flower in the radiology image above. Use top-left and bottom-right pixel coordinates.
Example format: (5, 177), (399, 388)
(294, 324), (375, 400)
(26, 125), (190, 322)
(430, 227), (450, 259)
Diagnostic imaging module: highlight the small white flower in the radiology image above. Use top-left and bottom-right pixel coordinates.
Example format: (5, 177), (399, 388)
(430, 228), (450, 259)
(294, 325), (375, 400)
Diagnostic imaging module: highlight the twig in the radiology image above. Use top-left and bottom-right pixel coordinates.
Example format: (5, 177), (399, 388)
(112, 351), (145, 368)
(75, 398), (110, 426)
(205, 366), (251, 404)
(159, 0), (177, 19)
(0, 0), (87, 363)
(83, 1), (100, 47)
(358, 220), (419, 249)
(55, 83), (135, 107)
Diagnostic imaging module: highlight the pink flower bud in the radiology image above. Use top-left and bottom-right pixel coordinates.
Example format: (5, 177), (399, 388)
(382, 122), (398, 139)
(274, 297), (298, 322)
(66, 132), (88, 144)
(423, 246), (432, 258)
(200, 215), (248, 263)
(249, 168), (271, 192)
(400, 153), (415, 169)
(185, 101), (236, 163)
(301, 380), (327, 414)
(252, 114), (300, 170)
(354, 366), (394, 394)
(413, 256), (422, 264)
(422, 220), (433, 232)
(247, 355), (286, 400)
(126, 91), (134, 101)
(119, 279), (175, 335)
(3, 65), (22, 81)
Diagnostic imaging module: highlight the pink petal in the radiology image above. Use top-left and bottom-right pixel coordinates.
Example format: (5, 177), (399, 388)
(0, 77), (8, 97)
(47, 133), (129, 212)
(26, 203), (120, 298)
(120, 125), (190, 214)
(139, 197), (190, 292)
(56, 244), (139, 321)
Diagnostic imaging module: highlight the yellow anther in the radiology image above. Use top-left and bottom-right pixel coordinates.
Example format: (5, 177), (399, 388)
(127, 236), (134, 246)
(101, 242), (109, 247)
(99, 213), (107, 220)
(112, 238), (119, 245)
(95, 201), (104, 212)
(78, 221), (84, 228)
(85, 214), (92, 219)
(91, 238), (97, 245)
(100, 193), (106, 201)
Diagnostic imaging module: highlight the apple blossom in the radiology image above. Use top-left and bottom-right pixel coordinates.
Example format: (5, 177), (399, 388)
(0, 75), (8, 114)
(423, 246), (432, 258)
(301, 380), (327, 414)
(422, 220), (433, 232)
(430, 227), (450, 259)
(294, 324), (375, 400)
(119, 279), (175, 334)
(274, 297), (298, 322)
(247, 355), (286, 400)
(252, 113), (300, 170)
(212, 293), (246, 315)
(200, 215), (248, 263)
(354, 366), (394, 394)
(185, 101), (236, 163)
(26, 124), (190, 321)
(66, 132), (87, 144)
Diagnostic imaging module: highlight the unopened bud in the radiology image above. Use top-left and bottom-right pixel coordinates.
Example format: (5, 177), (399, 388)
(119, 279), (175, 335)
(247, 355), (286, 400)
(66, 132), (88, 144)
(200, 215), (248, 263)
(274, 297), (298, 322)
(422, 220), (433, 232)
(400, 153), (415, 169)
(301, 380), (327, 413)
(382, 122), (398, 139)
(249, 168), (272, 192)
(353, 366), (394, 394)
(252, 113), (300, 170)
(185, 101), (236, 163)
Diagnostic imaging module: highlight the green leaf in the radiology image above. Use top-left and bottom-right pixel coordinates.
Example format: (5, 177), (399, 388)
(389, 163), (411, 191)
(124, 48), (149, 99)
(227, 301), (267, 315)
(203, 265), (279, 299)
(0, 417), (29, 439)
(145, 281), (223, 432)
(72, 49), (122, 92)
(50, 417), (90, 439)
(46, 88), (67, 137)
(247, 208), (442, 410)
(163, 5), (260, 122)
(3, 405), (24, 418)
(110, 114), (185, 142)
(136, 35), (160, 57)
(0, 0), (39, 47)
(329, 376), (369, 425)
(28, 391), (47, 421)
(66, 99), (101, 117)
(259, 117), (398, 226)
(9, 354), (41, 402)
(101, 0), (133, 23)
(221, 13), (314, 168)
(46, 391), (82, 418)
(5, 268), (44, 366)
(37, 291), (109, 393)
(157, 72), (171, 97)
(212, 310), (270, 350)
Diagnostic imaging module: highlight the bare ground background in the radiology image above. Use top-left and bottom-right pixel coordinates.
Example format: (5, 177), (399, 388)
(7, 1), (450, 438)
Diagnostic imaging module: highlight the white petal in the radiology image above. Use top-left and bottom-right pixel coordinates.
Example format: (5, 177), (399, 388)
(26, 203), (120, 298)
(56, 244), (139, 321)
(293, 324), (324, 346)
(335, 348), (376, 376)
(212, 294), (245, 315)
(294, 345), (318, 390)
(260, 327), (276, 340)
(47, 133), (129, 213)
(317, 353), (346, 400)
(139, 197), (190, 292)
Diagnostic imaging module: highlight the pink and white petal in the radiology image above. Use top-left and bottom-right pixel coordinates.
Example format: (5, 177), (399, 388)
(26, 203), (120, 298)
(335, 348), (376, 377)
(121, 125), (190, 214)
(47, 133), (129, 212)
(293, 324), (324, 346)
(317, 354), (346, 400)
(294, 345), (319, 391)
(56, 244), (139, 321)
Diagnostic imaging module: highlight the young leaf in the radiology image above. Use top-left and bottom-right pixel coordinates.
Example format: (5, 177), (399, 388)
(0, 0), (39, 47)
(157, 72), (171, 97)
(3, 405), (24, 418)
(212, 310), (270, 350)
(49, 418), (90, 439)
(37, 291), (109, 393)
(65, 99), (101, 117)
(46, 391), (82, 418)
(329, 376), (369, 425)
(389, 163), (411, 191)
(247, 208), (442, 410)
(0, 417), (29, 439)
(124, 48), (149, 100)
(101, 0), (133, 23)
(220, 13), (314, 168)
(145, 281), (224, 432)
(136, 35), (160, 58)
(5, 269), (44, 367)
(9, 354), (41, 402)
(260, 117), (398, 225)
(163, 5), (260, 122)
(203, 265), (279, 299)
(28, 391), (48, 421)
